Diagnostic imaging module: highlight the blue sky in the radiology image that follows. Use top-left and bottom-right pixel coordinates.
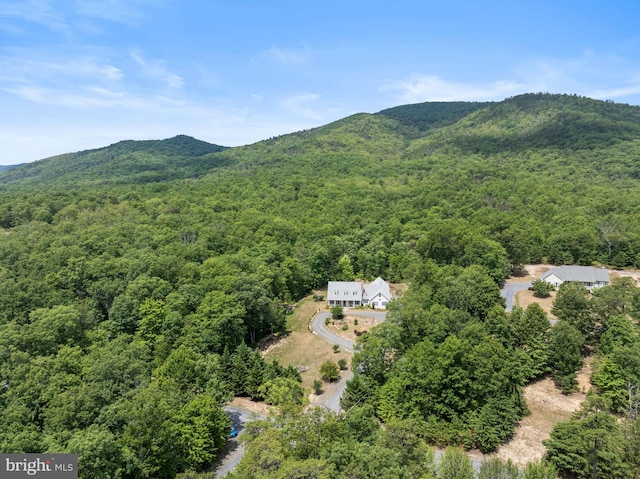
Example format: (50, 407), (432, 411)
(2, 1), (640, 165)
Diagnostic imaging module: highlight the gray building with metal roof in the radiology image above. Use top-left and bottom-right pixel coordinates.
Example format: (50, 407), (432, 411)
(540, 265), (610, 290)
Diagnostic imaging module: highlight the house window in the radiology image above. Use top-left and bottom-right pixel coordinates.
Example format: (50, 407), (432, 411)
(353, 291), (357, 295)
(343, 291), (348, 295)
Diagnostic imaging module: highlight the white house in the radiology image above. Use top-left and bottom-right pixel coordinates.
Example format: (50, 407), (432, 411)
(327, 277), (393, 309)
(363, 277), (393, 309)
(540, 265), (610, 290)
(326, 281), (363, 308)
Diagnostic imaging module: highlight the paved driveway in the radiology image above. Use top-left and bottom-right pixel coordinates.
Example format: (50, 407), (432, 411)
(311, 310), (387, 353)
(501, 281), (531, 311)
(309, 310), (386, 412)
(216, 307), (488, 475)
(214, 406), (266, 478)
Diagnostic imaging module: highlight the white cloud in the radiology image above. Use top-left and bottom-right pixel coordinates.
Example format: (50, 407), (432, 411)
(130, 50), (184, 88)
(0, 52), (125, 99)
(384, 74), (527, 103)
(586, 83), (640, 101)
(0, 50), (190, 114)
(75, 0), (167, 26)
(282, 92), (324, 120)
(0, 48), (217, 136)
(384, 49), (640, 106)
(4, 84), (150, 109)
(522, 53), (640, 102)
(265, 45), (311, 65)
(0, 0), (70, 34)
(0, 0), (167, 39)
(0, 22), (24, 35)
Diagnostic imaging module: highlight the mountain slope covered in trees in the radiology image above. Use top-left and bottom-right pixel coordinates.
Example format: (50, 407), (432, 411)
(0, 93), (640, 478)
(0, 135), (227, 188)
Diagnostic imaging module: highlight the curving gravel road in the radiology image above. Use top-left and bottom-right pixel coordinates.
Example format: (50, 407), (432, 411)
(310, 310), (386, 412)
(501, 281), (531, 311)
(310, 310), (387, 354)
(214, 406), (267, 478)
(216, 307), (491, 476)
(312, 312), (356, 352)
(213, 311), (381, 477)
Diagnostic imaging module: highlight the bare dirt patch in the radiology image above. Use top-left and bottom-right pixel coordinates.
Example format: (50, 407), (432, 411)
(575, 355), (594, 394)
(503, 264), (557, 317)
(263, 294), (351, 390)
(229, 396), (273, 416)
(390, 282), (408, 298)
(610, 269), (640, 283)
(525, 264), (553, 279)
(326, 314), (377, 342)
(514, 289), (557, 319)
(494, 358), (591, 466)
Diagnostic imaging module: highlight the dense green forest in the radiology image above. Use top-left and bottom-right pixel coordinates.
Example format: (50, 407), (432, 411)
(0, 93), (639, 478)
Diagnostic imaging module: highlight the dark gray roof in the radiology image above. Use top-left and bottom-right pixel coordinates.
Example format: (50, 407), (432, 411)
(541, 265), (610, 283)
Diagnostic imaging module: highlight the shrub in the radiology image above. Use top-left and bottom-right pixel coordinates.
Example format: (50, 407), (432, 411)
(531, 279), (555, 298)
(312, 379), (323, 394)
(331, 305), (344, 320)
(320, 360), (340, 382)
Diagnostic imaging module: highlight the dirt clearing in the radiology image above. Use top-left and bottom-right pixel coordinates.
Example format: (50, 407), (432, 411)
(262, 295), (351, 389)
(515, 289), (558, 319)
(229, 396), (273, 416)
(494, 357), (592, 466)
(326, 314), (377, 342)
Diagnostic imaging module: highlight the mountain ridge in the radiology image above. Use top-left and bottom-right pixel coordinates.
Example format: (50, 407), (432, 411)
(0, 135), (227, 188)
(3, 93), (640, 189)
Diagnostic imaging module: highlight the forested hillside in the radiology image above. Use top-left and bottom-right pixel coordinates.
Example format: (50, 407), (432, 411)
(0, 135), (227, 188)
(1, 93), (639, 478)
